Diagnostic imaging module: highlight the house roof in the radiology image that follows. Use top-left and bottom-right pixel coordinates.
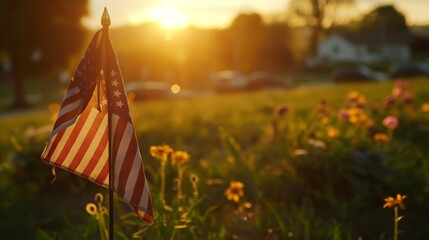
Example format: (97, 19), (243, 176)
(336, 32), (414, 45)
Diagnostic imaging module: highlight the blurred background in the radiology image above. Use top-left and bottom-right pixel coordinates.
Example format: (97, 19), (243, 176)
(2, 1), (429, 239)
(2, 0), (429, 109)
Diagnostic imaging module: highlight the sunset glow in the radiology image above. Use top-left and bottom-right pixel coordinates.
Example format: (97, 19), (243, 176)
(147, 4), (187, 29)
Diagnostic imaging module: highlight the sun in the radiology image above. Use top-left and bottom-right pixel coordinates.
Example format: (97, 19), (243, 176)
(147, 4), (187, 29)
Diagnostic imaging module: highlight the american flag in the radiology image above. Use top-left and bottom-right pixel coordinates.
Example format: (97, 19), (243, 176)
(41, 29), (153, 224)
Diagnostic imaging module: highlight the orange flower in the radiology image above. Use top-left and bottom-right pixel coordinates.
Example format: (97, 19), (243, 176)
(421, 103), (429, 113)
(150, 145), (173, 161)
(346, 91), (366, 107)
(383, 194), (407, 209)
(171, 150), (190, 165)
(48, 103), (61, 122)
(327, 126), (340, 139)
(373, 133), (389, 142)
(347, 107), (368, 125)
(225, 181), (244, 203)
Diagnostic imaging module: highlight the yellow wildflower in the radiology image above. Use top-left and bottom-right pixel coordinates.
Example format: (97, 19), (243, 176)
(48, 103), (61, 122)
(225, 181), (244, 203)
(327, 126), (340, 139)
(373, 133), (389, 142)
(383, 194), (406, 209)
(346, 91), (366, 106)
(347, 107), (368, 125)
(171, 150), (190, 165)
(150, 145), (173, 161)
(421, 103), (429, 113)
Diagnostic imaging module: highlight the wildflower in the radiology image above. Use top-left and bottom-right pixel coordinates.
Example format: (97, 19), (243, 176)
(347, 107), (368, 125)
(338, 108), (349, 120)
(273, 103), (289, 118)
(326, 126), (339, 139)
(150, 145), (173, 161)
(294, 148), (308, 156)
(383, 194), (407, 210)
(48, 103), (61, 122)
(308, 138), (327, 149)
(421, 103), (429, 113)
(225, 181), (244, 203)
(373, 133), (389, 142)
(395, 79), (410, 89)
(382, 96), (396, 108)
(346, 91), (366, 107)
(401, 92), (413, 103)
(171, 150), (190, 165)
(392, 86), (403, 98)
(316, 99), (332, 118)
(189, 173), (199, 184)
(383, 116), (399, 130)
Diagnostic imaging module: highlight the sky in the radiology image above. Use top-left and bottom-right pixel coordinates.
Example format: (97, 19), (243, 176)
(83, 0), (429, 30)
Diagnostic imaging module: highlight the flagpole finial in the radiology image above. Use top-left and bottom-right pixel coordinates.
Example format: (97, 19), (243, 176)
(101, 7), (111, 27)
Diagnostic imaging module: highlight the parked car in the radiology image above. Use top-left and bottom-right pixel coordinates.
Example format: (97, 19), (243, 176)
(391, 63), (429, 78)
(210, 71), (248, 92)
(246, 71), (284, 90)
(332, 66), (387, 83)
(125, 81), (172, 100)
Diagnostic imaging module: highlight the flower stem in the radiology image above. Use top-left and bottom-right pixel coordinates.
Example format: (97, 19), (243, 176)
(394, 206), (398, 240)
(177, 164), (183, 201)
(161, 160), (166, 205)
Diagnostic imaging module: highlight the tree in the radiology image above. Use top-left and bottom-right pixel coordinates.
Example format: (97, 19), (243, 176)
(0, 0), (88, 108)
(287, 0), (354, 56)
(358, 5), (408, 33)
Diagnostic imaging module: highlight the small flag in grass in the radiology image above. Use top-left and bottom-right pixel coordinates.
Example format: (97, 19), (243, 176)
(41, 28), (153, 224)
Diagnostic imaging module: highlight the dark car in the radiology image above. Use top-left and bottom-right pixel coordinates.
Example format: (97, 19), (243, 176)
(391, 63), (429, 78)
(125, 81), (173, 100)
(332, 66), (386, 83)
(246, 71), (284, 90)
(210, 71), (248, 92)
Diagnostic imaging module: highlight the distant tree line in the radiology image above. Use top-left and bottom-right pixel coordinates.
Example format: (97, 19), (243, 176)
(0, 1), (419, 107)
(108, 13), (293, 88)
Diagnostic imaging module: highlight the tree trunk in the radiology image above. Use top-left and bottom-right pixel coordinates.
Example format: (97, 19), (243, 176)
(10, 55), (29, 109)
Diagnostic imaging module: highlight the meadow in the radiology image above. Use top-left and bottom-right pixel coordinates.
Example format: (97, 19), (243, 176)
(1, 78), (429, 239)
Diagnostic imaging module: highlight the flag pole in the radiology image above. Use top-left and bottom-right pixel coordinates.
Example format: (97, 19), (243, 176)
(101, 7), (114, 240)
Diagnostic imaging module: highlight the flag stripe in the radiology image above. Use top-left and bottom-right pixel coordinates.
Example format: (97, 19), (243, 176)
(41, 133), (58, 159)
(74, 117), (108, 174)
(113, 121), (133, 190)
(55, 107), (95, 166)
(140, 180), (150, 209)
(81, 134), (108, 178)
(57, 99), (81, 120)
(130, 167), (145, 205)
(64, 87), (80, 99)
(89, 143), (109, 180)
(96, 158), (110, 186)
(68, 111), (107, 171)
(43, 130), (66, 161)
(120, 149), (140, 200)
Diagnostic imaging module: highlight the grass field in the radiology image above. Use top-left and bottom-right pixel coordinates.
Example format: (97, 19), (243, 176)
(1, 78), (429, 239)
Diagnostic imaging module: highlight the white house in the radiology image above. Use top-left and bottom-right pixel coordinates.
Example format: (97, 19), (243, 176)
(317, 33), (412, 64)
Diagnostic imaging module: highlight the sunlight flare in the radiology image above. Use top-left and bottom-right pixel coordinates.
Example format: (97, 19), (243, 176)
(147, 4), (187, 29)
